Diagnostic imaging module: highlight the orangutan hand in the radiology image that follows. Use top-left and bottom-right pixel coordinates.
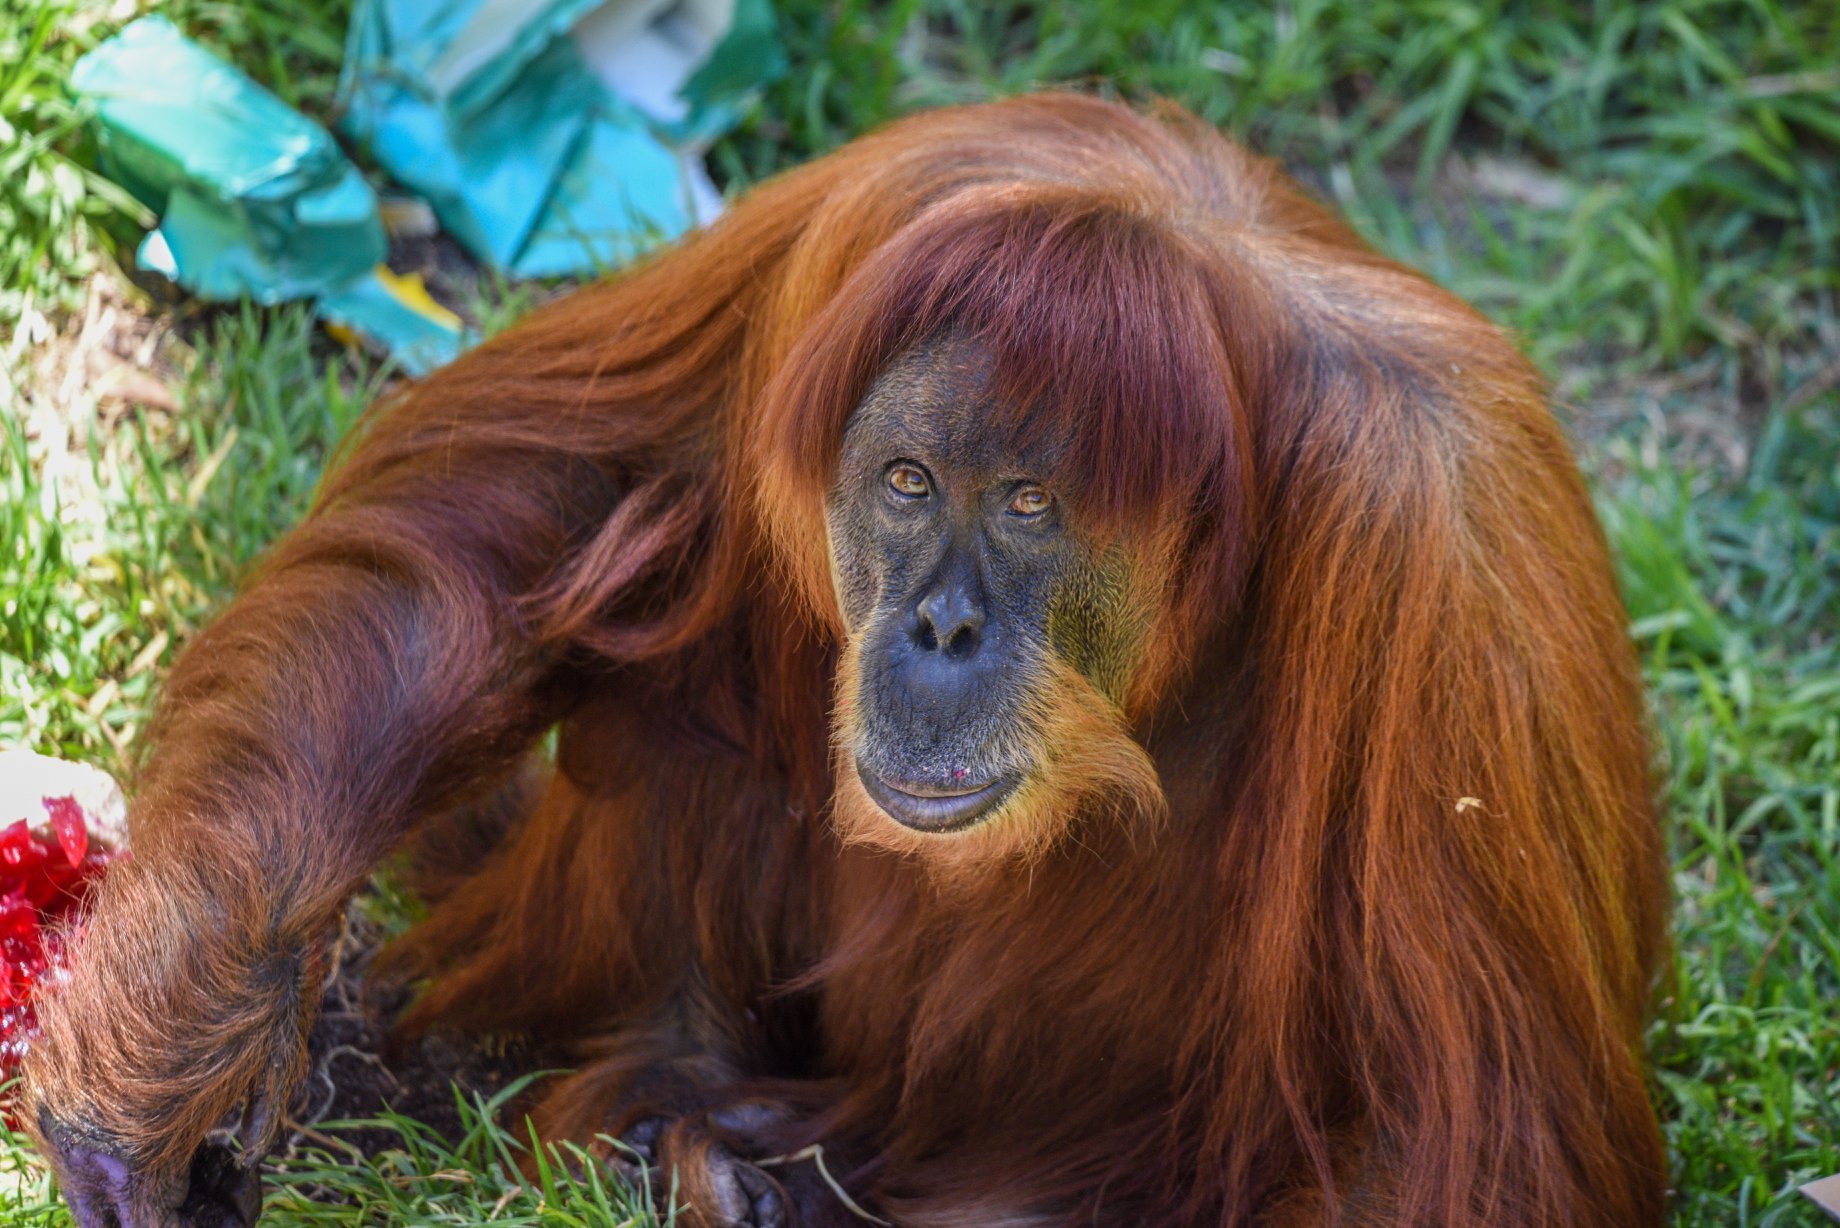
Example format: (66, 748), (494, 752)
(35, 1115), (262, 1228)
(23, 855), (323, 1228)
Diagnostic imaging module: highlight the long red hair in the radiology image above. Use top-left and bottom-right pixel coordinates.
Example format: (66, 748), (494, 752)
(27, 92), (1667, 1228)
(393, 93), (1667, 1224)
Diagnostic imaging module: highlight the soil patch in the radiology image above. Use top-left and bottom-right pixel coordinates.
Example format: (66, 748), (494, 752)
(288, 905), (563, 1159)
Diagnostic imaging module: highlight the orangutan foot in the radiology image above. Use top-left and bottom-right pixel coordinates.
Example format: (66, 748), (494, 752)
(609, 1114), (787, 1228)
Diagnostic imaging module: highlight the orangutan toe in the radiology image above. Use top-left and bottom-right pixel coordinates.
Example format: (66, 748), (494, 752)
(616, 1113), (669, 1164)
(699, 1143), (786, 1228)
(600, 1114), (785, 1228)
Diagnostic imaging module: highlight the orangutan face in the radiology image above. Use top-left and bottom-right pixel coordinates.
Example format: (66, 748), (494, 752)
(824, 339), (1154, 838)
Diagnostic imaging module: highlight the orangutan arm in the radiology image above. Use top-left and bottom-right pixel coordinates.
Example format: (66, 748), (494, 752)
(21, 367), (631, 1218)
(22, 139), (829, 1225)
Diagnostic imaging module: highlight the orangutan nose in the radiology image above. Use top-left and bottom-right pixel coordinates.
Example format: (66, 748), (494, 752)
(911, 556), (986, 661)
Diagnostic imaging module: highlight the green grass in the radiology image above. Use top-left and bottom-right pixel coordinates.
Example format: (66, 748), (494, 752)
(2, 0), (1838, 1224)
(3, 1077), (676, 1226)
(2, 305), (379, 763)
(724, 0), (1840, 367)
(1605, 401), (1840, 1223)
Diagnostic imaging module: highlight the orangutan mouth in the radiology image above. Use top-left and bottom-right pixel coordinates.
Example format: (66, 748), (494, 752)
(856, 763), (1017, 833)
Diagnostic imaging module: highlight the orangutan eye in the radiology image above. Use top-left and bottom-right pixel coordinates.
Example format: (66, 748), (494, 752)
(1008, 486), (1051, 517)
(887, 463), (931, 498)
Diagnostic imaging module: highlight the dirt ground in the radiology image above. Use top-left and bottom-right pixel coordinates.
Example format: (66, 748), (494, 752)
(287, 903), (561, 1160)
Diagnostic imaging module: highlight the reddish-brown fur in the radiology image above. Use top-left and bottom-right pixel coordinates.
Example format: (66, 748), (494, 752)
(26, 94), (1669, 1226)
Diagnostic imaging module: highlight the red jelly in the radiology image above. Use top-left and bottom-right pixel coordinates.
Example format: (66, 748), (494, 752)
(0, 797), (114, 1088)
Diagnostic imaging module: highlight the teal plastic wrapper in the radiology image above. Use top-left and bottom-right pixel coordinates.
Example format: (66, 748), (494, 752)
(71, 16), (386, 303)
(71, 17), (464, 375)
(340, 0), (785, 277)
(318, 268), (466, 375)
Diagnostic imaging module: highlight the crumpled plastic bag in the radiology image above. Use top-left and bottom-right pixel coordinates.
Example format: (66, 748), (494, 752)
(71, 16), (465, 374)
(339, 0), (785, 277)
(71, 5), (783, 375)
(71, 15), (386, 304)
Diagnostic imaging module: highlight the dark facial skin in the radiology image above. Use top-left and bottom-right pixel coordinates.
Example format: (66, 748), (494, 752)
(827, 339), (1146, 832)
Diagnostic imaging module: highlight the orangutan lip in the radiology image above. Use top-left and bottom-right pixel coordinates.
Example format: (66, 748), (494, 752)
(857, 763), (1015, 833)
